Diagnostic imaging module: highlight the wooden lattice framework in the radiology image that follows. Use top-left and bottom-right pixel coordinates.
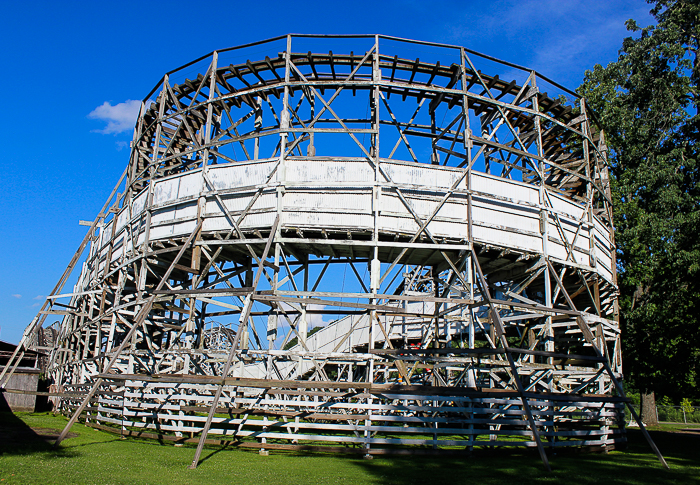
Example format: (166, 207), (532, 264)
(1, 35), (667, 470)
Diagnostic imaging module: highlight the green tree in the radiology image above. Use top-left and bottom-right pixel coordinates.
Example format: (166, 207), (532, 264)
(578, 0), (699, 423)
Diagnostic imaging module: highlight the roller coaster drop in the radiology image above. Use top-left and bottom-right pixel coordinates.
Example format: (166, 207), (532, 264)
(1, 35), (667, 469)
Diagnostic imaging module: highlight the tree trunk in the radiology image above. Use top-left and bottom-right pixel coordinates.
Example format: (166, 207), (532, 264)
(641, 391), (658, 426)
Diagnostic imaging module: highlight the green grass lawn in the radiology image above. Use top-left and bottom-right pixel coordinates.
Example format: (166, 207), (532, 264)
(0, 412), (698, 485)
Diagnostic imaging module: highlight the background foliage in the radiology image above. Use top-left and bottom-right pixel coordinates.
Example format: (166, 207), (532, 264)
(579, 0), (699, 402)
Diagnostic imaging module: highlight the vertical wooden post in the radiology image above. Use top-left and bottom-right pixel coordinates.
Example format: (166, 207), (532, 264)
(188, 216), (279, 469)
(472, 251), (551, 472)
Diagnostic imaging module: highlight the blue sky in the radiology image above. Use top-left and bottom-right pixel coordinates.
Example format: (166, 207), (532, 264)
(0, 0), (653, 344)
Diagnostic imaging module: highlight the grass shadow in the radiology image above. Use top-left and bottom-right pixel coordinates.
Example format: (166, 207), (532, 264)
(348, 429), (700, 485)
(0, 411), (80, 458)
(198, 441), (233, 465)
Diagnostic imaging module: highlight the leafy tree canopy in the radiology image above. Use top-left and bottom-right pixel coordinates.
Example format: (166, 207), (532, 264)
(578, 0), (699, 401)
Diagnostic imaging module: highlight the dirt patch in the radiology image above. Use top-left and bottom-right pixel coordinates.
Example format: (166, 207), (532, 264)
(31, 427), (78, 440)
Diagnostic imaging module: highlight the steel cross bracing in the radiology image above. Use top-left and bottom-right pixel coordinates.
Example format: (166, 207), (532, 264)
(3, 34), (665, 470)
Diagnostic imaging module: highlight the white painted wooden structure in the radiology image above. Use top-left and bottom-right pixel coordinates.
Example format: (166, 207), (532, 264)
(5, 35), (662, 471)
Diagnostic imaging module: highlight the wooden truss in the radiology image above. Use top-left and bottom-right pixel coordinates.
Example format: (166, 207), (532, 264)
(1, 34), (666, 470)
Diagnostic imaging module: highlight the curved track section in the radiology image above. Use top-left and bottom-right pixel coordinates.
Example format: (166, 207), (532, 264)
(10, 35), (626, 462)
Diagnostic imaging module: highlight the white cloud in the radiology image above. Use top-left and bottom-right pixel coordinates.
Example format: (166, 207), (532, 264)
(88, 100), (141, 134)
(272, 303), (335, 332)
(304, 304), (331, 328)
(11, 294), (21, 299)
(33, 295), (45, 300)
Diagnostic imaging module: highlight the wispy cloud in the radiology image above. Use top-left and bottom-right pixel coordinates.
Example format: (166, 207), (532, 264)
(88, 100), (141, 134)
(31, 295), (45, 307)
(11, 294), (21, 299)
(443, 0), (653, 87)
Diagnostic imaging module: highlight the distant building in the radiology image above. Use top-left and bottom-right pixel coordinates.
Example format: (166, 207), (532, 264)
(0, 340), (46, 412)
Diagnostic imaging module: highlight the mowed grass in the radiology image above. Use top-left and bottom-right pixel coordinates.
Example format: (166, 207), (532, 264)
(0, 412), (698, 485)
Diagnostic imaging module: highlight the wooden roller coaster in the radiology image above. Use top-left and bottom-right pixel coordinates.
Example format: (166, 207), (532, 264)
(0, 34), (667, 470)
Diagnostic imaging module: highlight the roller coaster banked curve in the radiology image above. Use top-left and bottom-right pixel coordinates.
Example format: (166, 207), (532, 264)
(2, 35), (668, 470)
